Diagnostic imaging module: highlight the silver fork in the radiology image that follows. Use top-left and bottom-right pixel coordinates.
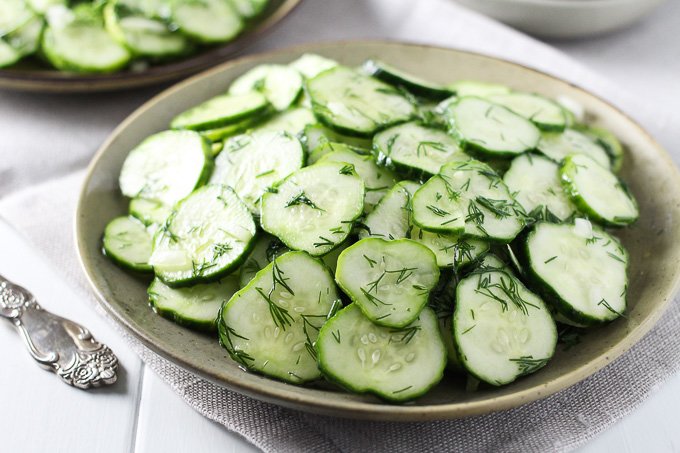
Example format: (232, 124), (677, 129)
(0, 274), (118, 389)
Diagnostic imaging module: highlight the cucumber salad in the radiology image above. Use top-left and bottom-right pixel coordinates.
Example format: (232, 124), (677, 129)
(0, 0), (269, 72)
(103, 53), (638, 402)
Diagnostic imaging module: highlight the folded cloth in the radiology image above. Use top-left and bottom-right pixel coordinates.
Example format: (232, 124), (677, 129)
(1, 0), (679, 451)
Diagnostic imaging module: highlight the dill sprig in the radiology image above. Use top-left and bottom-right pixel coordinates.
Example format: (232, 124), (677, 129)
(285, 191), (325, 211)
(256, 287), (294, 330)
(509, 355), (550, 376)
(389, 325), (421, 344)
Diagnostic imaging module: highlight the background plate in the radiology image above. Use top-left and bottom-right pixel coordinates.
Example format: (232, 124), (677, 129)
(0, 0), (300, 93)
(76, 41), (680, 421)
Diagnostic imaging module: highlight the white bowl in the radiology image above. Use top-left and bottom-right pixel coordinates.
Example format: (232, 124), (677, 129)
(455, 0), (668, 39)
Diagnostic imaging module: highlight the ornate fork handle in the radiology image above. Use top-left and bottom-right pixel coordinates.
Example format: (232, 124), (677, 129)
(0, 274), (118, 389)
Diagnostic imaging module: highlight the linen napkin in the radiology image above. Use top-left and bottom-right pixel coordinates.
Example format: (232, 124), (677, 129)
(2, 0), (679, 451)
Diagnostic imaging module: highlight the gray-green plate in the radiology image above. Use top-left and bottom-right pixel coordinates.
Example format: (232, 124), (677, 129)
(76, 41), (680, 421)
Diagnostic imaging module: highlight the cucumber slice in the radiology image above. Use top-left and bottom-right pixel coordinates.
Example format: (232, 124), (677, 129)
(487, 92), (567, 132)
(578, 125), (624, 173)
(359, 181), (420, 240)
(444, 97), (540, 157)
(427, 272), (461, 371)
(316, 304), (446, 402)
(289, 53), (338, 79)
(104, 0), (190, 58)
(171, 0), (243, 44)
(26, 0), (66, 14)
(307, 141), (370, 165)
(260, 162), (365, 256)
(42, 13), (131, 73)
(363, 59), (452, 100)
(255, 107), (316, 136)
(448, 80), (511, 97)
(230, 0), (268, 18)
(200, 112), (269, 142)
(302, 123), (372, 153)
(0, 0), (34, 36)
(119, 130), (212, 206)
(0, 12), (43, 67)
(335, 238), (440, 327)
(523, 220), (628, 325)
(537, 128), (610, 168)
(0, 41), (20, 67)
(307, 66), (416, 137)
(129, 198), (172, 227)
(219, 251), (341, 384)
(209, 131), (304, 213)
(503, 153), (576, 221)
(239, 233), (288, 287)
(560, 154), (638, 226)
(150, 185), (256, 287)
(454, 266), (557, 386)
(229, 64), (303, 111)
(373, 121), (469, 177)
(412, 159), (525, 241)
(409, 226), (489, 269)
(171, 92), (270, 131)
(148, 275), (240, 332)
(103, 216), (153, 272)
(318, 146), (397, 213)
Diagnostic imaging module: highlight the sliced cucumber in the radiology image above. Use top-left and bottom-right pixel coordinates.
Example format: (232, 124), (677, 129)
(316, 304), (446, 402)
(229, 64), (303, 111)
(260, 161), (364, 256)
(171, 0), (243, 44)
(560, 154), (638, 226)
(373, 121), (469, 177)
(104, 0), (190, 58)
(150, 185), (256, 287)
(119, 130), (212, 206)
(335, 238), (439, 327)
(578, 125), (624, 173)
(359, 181), (420, 240)
(454, 266), (557, 386)
(129, 198), (172, 227)
(42, 12), (131, 73)
(363, 59), (452, 100)
(409, 227), (489, 269)
(200, 113), (268, 142)
(230, 0), (268, 18)
(171, 92), (270, 131)
(308, 141), (370, 165)
(427, 272), (461, 371)
(448, 80), (511, 97)
(219, 251), (341, 383)
(239, 233), (288, 287)
(487, 92), (567, 131)
(318, 146), (397, 213)
(103, 216), (153, 272)
(444, 97), (540, 157)
(503, 153), (576, 221)
(209, 131), (304, 213)
(523, 220), (628, 325)
(412, 159), (525, 241)
(307, 66), (416, 137)
(26, 0), (66, 15)
(255, 107), (316, 136)
(0, 0), (34, 36)
(0, 41), (20, 67)
(148, 275), (240, 332)
(537, 128), (610, 168)
(302, 123), (372, 153)
(289, 53), (338, 79)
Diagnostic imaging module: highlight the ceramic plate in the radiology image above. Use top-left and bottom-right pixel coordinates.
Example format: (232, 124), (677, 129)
(0, 0), (300, 93)
(454, 0), (667, 39)
(76, 41), (680, 421)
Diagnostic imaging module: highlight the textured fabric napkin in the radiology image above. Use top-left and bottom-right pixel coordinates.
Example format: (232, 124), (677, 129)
(1, 1), (679, 451)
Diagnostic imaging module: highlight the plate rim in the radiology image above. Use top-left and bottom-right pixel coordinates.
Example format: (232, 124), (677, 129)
(75, 39), (680, 421)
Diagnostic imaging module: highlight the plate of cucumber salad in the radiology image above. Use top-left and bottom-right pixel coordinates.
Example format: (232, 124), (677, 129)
(77, 42), (680, 420)
(0, 0), (300, 92)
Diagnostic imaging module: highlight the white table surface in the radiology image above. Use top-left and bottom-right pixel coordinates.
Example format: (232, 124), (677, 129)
(1, 2), (679, 452)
